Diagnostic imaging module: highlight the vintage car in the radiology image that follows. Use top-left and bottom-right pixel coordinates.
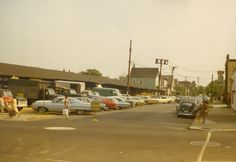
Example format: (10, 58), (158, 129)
(15, 96), (28, 111)
(108, 96), (131, 109)
(121, 96), (137, 107)
(139, 96), (158, 104)
(130, 96), (145, 106)
(91, 96), (118, 110)
(176, 99), (200, 118)
(31, 97), (92, 115)
(76, 97), (109, 111)
(156, 96), (172, 104)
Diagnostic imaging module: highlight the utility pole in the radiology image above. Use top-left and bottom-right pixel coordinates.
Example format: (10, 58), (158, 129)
(211, 74), (214, 103)
(185, 76), (187, 96)
(155, 59), (168, 96)
(170, 66), (177, 95)
(126, 40), (132, 96)
(197, 77), (200, 87)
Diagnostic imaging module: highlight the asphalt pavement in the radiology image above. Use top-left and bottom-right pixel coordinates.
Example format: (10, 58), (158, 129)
(0, 104), (236, 162)
(0, 107), (59, 121)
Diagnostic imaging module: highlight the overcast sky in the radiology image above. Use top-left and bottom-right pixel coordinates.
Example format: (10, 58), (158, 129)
(0, 0), (236, 86)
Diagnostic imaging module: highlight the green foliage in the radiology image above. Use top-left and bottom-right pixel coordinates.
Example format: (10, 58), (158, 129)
(174, 85), (186, 95)
(79, 69), (103, 77)
(205, 80), (224, 100)
(174, 85), (205, 96)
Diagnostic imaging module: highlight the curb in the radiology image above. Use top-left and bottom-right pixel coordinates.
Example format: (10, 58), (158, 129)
(211, 104), (228, 108)
(188, 125), (211, 130)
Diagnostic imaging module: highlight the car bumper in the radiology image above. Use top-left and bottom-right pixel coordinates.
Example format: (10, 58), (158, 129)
(177, 112), (196, 117)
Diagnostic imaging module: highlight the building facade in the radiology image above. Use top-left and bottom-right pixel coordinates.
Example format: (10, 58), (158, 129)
(231, 71), (236, 110)
(130, 67), (159, 90)
(225, 54), (236, 106)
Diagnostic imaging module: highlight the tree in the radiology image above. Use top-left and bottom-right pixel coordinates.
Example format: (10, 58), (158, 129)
(174, 85), (186, 96)
(79, 69), (103, 77)
(175, 84), (205, 96)
(205, 80), (224, 100)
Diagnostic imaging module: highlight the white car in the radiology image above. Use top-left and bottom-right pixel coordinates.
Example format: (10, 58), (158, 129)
(156, 96), (172, 104)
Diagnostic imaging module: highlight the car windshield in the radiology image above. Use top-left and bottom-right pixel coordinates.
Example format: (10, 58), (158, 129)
(114, 97), (124, 102)
(70, 89), (77, 94)
(181, 102), (194, 107)
(48, 88), (56, 95)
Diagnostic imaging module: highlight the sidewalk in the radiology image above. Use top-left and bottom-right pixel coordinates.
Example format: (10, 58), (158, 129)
(0, 107), (59, 121)
(189, 105), (236, 130)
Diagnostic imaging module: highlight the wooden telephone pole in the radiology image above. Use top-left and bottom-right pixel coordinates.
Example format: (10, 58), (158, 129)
(127, 40), (132, 96)
(155, 59), (168, 96)
(170, 66), (177, 95)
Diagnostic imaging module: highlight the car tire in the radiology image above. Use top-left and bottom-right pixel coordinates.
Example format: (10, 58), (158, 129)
(38, 107), (47, 113)
(76, 110), (85, 115)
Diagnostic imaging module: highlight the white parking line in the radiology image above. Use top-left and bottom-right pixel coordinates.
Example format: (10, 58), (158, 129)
(44, 127), (76, 130)
(196, 129), (236, 162)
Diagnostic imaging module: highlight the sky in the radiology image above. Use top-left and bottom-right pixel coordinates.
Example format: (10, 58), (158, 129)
(0, 0), (236, 86)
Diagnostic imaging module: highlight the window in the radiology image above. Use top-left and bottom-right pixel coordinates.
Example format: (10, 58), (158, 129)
(139, 79), (143, 85)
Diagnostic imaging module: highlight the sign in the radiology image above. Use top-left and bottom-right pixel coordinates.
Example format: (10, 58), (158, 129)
(91, 100), (100, 111)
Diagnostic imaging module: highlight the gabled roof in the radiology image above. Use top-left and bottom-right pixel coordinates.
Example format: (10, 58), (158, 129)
(130, 67), (159, 78)
(0, 63), (144, 89)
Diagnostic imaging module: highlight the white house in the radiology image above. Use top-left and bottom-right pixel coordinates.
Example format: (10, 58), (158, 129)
(231, 71), (236, 110)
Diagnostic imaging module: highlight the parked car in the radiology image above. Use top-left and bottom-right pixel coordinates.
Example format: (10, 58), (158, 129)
(76, 97), (108, 111)
(31, 97), (92, 115)
(176, 99), (200, 118)
(15, 96), (28, 111)
(156, 96), (172, 104)
(121, 96), (137, 107)
(139, 96), (158, 104)
(130, 96), (145, 106)
(108, 96), (131, 109)
(91, 96), (118, 110)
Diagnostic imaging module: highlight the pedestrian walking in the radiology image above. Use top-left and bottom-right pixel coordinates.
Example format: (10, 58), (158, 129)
(63, 95), (70, 119)
(199, 98), (209, 124)
(12, 99), (20, 117)
(0, 97), (4, 114)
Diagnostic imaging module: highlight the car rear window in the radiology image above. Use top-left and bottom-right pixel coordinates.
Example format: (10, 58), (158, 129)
(181, 102), (193, 107)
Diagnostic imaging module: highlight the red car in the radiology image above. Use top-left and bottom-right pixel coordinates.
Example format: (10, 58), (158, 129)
(92, 96), (117, 110)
